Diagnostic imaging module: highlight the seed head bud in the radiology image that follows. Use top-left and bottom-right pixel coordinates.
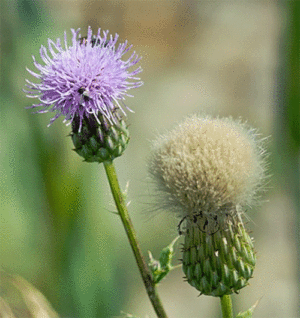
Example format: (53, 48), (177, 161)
(71, 111), (130, 163)
(149, 115), (267, 296)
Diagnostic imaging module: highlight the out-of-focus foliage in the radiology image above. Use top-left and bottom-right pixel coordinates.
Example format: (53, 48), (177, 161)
(1, 1), (124, 317)
(0, 270), (59, 318)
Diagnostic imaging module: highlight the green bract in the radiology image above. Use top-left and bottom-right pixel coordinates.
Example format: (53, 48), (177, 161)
(182, 212), (256, 297)
(71, 113), (130, 163)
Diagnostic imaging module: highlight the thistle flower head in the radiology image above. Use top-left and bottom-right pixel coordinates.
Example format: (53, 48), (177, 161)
(24, 26), (143, 131)
(149, 115), (267, 224)
(149, 115), (268, 296)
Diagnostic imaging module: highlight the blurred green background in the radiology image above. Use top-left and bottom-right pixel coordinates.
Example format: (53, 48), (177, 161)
(0, 1), (299, 317)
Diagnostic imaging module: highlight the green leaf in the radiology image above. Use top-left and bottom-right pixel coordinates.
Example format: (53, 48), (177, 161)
(236, 299), (260, 318)
(148, 236), (180, 284)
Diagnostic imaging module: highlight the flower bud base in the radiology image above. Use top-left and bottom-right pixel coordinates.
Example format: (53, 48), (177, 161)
(182, 217), (256, 297)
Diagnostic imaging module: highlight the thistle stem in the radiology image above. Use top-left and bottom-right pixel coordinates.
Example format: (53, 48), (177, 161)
(220, 295), (233, 318)
(103, 160), (168, 318)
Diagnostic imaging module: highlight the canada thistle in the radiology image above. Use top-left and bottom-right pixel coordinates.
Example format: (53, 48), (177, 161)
(24, 27), (143, 162)
(149, 115), (267, 297)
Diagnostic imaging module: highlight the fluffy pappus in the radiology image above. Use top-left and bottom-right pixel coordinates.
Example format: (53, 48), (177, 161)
(149, 115), (268, 227)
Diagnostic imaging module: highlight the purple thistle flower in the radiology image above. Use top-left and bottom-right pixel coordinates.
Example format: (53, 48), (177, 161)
(24, 26), (143, 131)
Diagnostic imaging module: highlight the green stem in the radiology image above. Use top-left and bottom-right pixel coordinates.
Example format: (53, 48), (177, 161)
(103, 160), (168, 318)
(220, 295), (233, 318)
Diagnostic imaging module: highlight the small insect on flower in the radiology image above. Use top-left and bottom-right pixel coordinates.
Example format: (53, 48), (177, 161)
(24, 26), (143, 132)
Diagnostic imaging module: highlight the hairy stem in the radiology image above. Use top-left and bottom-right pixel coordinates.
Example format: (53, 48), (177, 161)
(220, 295), (233, 318)
(103, 160), (168, 318)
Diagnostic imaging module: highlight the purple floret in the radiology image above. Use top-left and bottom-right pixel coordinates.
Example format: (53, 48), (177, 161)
(24, 26), (143, 131)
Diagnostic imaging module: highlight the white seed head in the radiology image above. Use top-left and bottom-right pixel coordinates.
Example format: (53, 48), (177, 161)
(149, 115), (267, 221)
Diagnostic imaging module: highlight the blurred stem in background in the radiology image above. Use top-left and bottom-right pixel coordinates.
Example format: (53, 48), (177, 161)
(276, 0), (300, 308)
